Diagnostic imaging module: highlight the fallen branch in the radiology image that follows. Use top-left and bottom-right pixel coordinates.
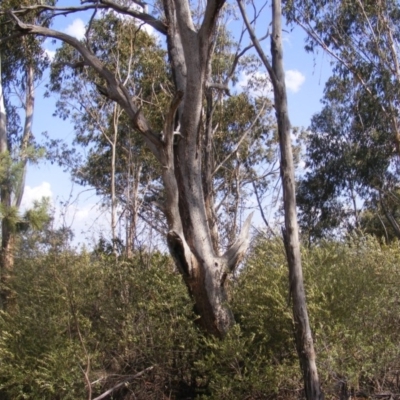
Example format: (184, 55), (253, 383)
(92, 366), (154, 400)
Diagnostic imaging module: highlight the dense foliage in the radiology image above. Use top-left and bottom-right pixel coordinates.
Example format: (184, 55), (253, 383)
(1, 235), (399, 399)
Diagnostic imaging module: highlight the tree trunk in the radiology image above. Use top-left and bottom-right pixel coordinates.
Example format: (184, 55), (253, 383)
(271, 1), (322, 397)
(128, 163), (141, 255)
(15, 63), (34, 209)
(0, 221), (15, 310)
(155, 0), (253, 336)
(110, 104), (119, 256)
(0, 51), (11, 310)
(238, 0), (323, 397)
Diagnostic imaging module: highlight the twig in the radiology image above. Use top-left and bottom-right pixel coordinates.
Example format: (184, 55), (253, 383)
(92, 366), (154, 400)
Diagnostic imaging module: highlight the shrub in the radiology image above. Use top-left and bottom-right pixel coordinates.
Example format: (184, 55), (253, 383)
(2, 235), (400, 399)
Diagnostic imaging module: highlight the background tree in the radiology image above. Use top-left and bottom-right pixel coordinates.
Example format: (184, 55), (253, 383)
(284, 0), (400, 244)
(285, 0), (400, 155)
(47, 13), (168, 255)
(359, 187), (400, 242)
(297, 69), (398, 244)
(0, 0), (52, 309)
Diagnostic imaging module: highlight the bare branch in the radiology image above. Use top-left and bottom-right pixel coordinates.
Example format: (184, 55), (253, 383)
(3, 1), (167, 35)
(250, 172), (277, 237)
(8, 11), (161, 159)
(53, 61), (86, 70)
(199, 0), (226, 40)
(96, 0), (167, 35)
(85, 0), (100, 47)
(225, 42), (254, 82)
(205, 82), (230, 95)
(92, 366), (154, 400)
(213, 101), (267, 176)
(138, 210), (167, 236)
(237, 0), (277, 86)
(1, 3), (104, 16)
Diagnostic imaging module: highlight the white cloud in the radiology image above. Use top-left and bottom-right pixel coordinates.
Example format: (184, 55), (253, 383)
(64, 18), (86, 40)
(285, 70), (305, 93)
(62, 201), (110, 228)
(20, 182), (111, 247)
(129, 5), (155, 37)
(70, 203), (98, 222)
(75, 205), (91, 221)
(44, 48), (56, 61)
(60, 201), (112, 246)
(109, 6), (157, 40)
(238, 71), (273, 98)
(21, 182), (53, 211)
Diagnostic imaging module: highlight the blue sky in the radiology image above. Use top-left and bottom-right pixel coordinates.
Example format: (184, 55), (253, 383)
(20, 1), (333, 247)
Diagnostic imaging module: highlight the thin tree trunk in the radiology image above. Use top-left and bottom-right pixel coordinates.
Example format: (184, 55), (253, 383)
(0, 52), (12, 310)
(0, 55), (5, 155)
(350, 184), (359, 229)
(271, 2), (322, 397)
(15, 62), (34, 209)
(238, 0), (323, 398)
(110, 104), (119, 257)
(125, 142), (133, 259)
(0, 59), (35, 310)
(129, 163), (141, 254)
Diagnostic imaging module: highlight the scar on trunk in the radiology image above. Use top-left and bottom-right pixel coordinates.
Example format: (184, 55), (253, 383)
(167, 231), (190, 276)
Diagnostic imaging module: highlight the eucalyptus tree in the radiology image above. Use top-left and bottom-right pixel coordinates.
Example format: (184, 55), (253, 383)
(0, 0), (279, 336)
(297, 72), (398, 244)
(211, 92), (278, 247)
(0, 0), (52, 309)
(279, 0), (400, 244)
(48, 13), (168, 255)
(285, 0), (400, 157)
(359, 187), (400, 242)
(48, 11), (277, 258)
(237, 0), (323, 398)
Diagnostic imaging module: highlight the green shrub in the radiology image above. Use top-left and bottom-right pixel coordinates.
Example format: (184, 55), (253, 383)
(2, 235), (400, 399)
(0, 251), (201, 399)
(230, 235), (400, 399)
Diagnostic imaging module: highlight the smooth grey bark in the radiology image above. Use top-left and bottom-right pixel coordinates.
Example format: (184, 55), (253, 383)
(238, 0), (323, 398)
(6, 0), (253, 337)
(15, 63), (34, 209)
(102, 103), (120, 256)
(0, 51), (11, 310)
(0, 53), (7, 155)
